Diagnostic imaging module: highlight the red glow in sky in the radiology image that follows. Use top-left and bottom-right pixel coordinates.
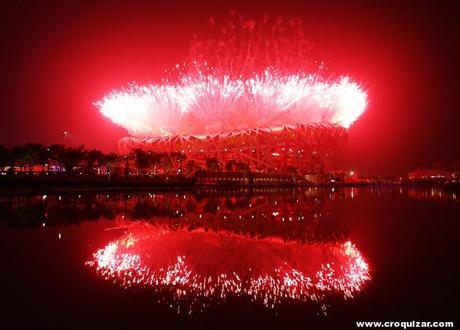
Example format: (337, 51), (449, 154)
(1, 0), (459, 175)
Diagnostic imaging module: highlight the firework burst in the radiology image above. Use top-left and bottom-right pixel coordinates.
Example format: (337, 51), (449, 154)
(96, 71), (366, 137)
(96, 15), (367, 138)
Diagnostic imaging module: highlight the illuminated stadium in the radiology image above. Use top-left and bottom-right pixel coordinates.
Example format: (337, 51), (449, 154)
(118, 123), (348, 174)
(96, 15), (367, 175)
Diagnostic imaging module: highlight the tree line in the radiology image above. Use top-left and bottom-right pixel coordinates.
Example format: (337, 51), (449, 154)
(0, 143), (254, 177)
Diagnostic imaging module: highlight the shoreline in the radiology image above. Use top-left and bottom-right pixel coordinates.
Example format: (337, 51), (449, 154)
(1, 176), (458, 195)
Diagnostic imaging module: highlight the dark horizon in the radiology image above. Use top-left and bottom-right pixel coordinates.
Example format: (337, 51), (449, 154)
(1, 0), (459, 176)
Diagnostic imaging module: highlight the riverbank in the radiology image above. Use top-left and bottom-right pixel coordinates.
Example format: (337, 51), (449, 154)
(1, 175), (458, 195)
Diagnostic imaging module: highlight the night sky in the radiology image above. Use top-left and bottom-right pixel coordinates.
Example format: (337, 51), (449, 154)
(1, 0), (459, 175)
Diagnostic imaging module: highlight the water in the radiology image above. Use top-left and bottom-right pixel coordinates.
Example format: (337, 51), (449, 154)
(0, 187), (458, 329)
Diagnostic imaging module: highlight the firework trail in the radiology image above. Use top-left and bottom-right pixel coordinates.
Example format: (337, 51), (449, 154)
(186, 13), (314, 77)
(96, 72), (366, 137)
(96, 14), (367, 137)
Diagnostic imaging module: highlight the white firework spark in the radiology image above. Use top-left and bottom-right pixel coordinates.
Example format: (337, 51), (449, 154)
(96, 71), (367, 137)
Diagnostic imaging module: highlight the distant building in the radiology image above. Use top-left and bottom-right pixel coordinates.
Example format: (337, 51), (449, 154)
(408, 170), (459, 182)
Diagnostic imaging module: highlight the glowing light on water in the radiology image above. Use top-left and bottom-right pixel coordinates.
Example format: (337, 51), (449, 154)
(86, 224), (371, 313)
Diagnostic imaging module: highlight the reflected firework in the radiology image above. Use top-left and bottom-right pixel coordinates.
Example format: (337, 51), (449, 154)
(0, 188), (376, 313)
(86, 222), (370, 313)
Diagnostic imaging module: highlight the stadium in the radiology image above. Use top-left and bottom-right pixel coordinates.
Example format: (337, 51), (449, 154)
(97, 73), (366, 178)
(119, 123), (347, 174)
(96, 17), (367, 177)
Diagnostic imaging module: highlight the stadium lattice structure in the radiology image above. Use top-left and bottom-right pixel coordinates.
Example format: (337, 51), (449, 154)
(119, 123), (347, 174)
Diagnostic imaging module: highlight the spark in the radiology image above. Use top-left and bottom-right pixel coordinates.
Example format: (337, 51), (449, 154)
(95, 15), (367, 137)
(96, 72), (367, 137)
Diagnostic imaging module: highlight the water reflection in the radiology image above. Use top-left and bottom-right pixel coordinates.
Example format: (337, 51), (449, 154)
(0, 188), (376, 313)
(86, 222), (370, 313)
(1, 186), (459, 324)
(0, 187), (456, 230)
(0, 188), (349, 243)
(408, 187), (458, 200)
